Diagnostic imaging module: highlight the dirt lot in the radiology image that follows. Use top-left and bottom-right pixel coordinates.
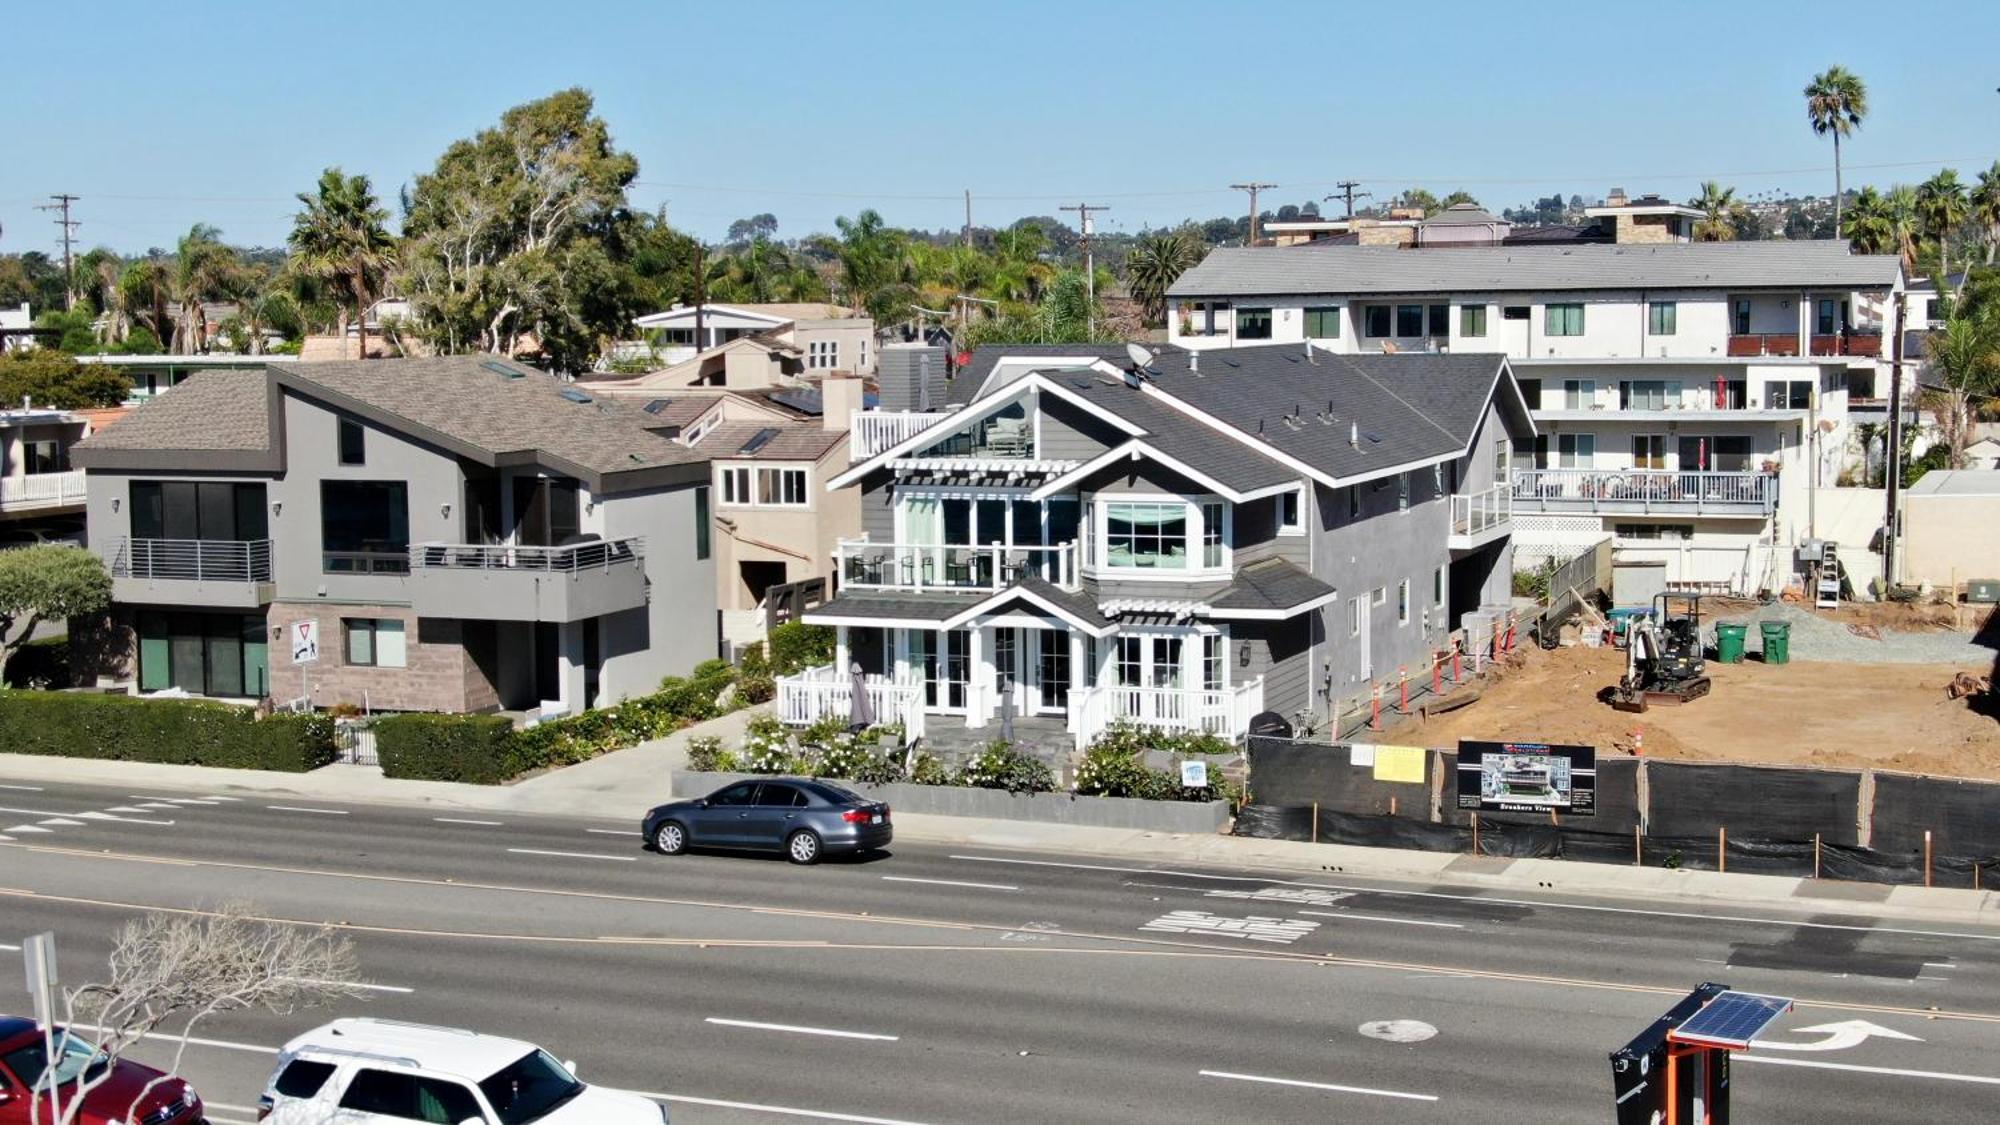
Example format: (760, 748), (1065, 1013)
(1406, 643), (2000, 779)
(1701, 594), (1983, 634)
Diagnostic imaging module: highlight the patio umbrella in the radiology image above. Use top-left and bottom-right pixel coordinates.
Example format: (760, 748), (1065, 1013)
(999, 677), (1015, 742)
(848, 662), (875, 729)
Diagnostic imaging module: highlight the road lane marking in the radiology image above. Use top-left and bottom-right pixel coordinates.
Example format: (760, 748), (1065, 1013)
(585, 828), (636, 836)
(0, 942), (19, 951)
(203, 796), (242, 802)
(105, 806), (154, 813)
(435, 817), (504, 826)
(880, 876), (1018, 891)
(0, 784), (43, 791)
(1297, 909), (1464, 930)
(287, 977), (414, 994)
(38, 818), (86, 827)
(1734, 1056), (2000, 1086)
(77, 811), (178, 825)
(951, 854), (2000, 942)
(1142, 911), (1319, 944)
(134, 803), (183, 810)
(74, 1024), (277, 1055)
(636, 1089), (931, 1124)
(130, 794), (191, 801)
(704, 1017), (899, 1041)
(5, 825), (51, 833)
(1200, 1069), (1438, 1102)
(507, 847), (637, 862)
(162, 798), (222, 805)
(266, 805), (349, 815)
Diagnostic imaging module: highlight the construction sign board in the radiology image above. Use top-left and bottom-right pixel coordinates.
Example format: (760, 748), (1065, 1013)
(1457, 740), (1596, 815)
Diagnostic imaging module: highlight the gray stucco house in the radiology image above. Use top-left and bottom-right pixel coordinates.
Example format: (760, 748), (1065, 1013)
(70, 355), (716, 715)
(781, 343), (1534, 747)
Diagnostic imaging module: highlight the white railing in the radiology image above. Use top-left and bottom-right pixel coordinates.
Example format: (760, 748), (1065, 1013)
(0, 469), (86, 512)
(109, 537), (273, 582)
(1450, 483), (1511, 538)
(1071, 677), (1263, 750)
(775, 665), (927, 742)
(411, 536), (645, 573)
(837, 538), (1081, 592)
(1511, 469), (1777, 512)
(851, 410), (951, 458)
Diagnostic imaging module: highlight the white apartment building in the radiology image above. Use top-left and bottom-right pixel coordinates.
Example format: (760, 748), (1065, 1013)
(1166, 230), (1905, 594)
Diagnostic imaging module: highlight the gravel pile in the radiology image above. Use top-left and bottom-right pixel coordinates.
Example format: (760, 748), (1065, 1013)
(1709, 603), (1996, 666)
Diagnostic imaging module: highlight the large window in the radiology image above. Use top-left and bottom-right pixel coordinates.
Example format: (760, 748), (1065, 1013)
(136, 611), (268, 698)
(1731, 299), (1752, 335)
(320, 481), (409, 574)
(808, 340), (839, 369)
(720, 466), (752, 505)
(1303, 307), (1341, 338)
(1460, 305), (1487, 338)
(1621, 380), (1682, 411)
(1395, 304), (1425, 337)
(1427, 304), (1450, 337)
(1648, 301), (1678, 336)
(757, 467), (808, 506)
(1562, 379), (1595, 409)
(1631, 434), (1668, 471)
(1557, 433), (1595, 468)
(1816, 298), (1841, 336)
(1104, 502), (1189, 570)
(1545, 303), (1586, 336)
(693, 485), (711, 560)
(1202, 634), (1225, 691)
(24, 440), (68, 474)
(129, 481), (267, 542)
(337, 416), (366, 465)
(1235, 308), (1272, 339)
(1364, 305), (1392, 337)
(1277, 487), (1303, 534)
(1201, 500), (1225, 567)
(1679, 435), (1754, 472)
(344, 618), (407, 668)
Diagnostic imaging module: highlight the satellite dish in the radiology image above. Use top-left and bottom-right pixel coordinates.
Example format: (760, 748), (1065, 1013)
(1124, 343), (1157, 370)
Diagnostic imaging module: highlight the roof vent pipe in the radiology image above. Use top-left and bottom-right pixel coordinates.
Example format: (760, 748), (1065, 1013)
(1349, 422), (1359, 448)
(1189, 351), (1199, 374)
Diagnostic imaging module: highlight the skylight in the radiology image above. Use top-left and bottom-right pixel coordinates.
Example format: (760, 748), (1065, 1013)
(738, 427), (781, 455)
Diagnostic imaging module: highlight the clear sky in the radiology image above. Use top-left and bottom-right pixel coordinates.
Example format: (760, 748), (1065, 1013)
(3, 0), (1997, 257)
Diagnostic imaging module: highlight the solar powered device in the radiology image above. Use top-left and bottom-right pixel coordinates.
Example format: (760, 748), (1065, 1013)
(1609, 983), (1793, 1125)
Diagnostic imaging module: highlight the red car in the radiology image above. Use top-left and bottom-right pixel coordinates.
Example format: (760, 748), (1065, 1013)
(0, 1016), (206, 1125)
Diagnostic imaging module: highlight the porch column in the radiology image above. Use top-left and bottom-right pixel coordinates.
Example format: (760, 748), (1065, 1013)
(834, 625), (849, 675)
(1066, 631), (1087, 733)
(556, 620), (588, 714)
(892, 629), (909, 681)
(965, 625), (987, 729)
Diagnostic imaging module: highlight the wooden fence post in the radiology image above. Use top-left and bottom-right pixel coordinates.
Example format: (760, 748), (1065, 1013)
(1311, 801), (1319, 844)
(1718, 825), (1727, 874)
(1925, 830), (1933, 888)
(1814, 832), (1822, 880)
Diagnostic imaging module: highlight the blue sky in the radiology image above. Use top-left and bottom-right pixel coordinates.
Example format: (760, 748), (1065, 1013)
(3, 0), (1997, 257)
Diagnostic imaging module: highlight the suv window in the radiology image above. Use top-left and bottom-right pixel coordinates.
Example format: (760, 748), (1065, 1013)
(338, 1068), (484, 1123)
(755, 783), (805, 808)
(274, 1058), (338, 1098)
(709, 782), (759, 807)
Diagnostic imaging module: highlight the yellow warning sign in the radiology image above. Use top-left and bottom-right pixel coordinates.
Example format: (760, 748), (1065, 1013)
(1372, 745), (1428, 784)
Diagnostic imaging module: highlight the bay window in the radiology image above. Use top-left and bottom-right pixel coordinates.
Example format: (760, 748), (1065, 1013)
(1098, 498), (1228, 573)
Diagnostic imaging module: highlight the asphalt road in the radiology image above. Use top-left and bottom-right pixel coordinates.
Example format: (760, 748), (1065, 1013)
(2, 776), (1998, 1124)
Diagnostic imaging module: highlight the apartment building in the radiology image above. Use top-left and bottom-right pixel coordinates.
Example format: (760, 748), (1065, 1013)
(776, 344), (1533, 747)
(1166, 233), (1904, 594)
(70, 356), (716, 715)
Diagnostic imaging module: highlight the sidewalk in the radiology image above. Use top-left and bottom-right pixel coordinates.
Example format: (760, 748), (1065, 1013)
(5, 711), (1997, 928)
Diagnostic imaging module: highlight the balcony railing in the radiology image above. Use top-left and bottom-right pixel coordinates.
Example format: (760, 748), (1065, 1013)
(1809, 333), (1883, 357)
(110, 537), (272, 582)
(1726, 334), (1801, 357)
(837, 538), (1080, 592)
(851, 410), (952, 458)
(1450, 484), (1511, 539)
(411, 536), (646, 573)
(1512, 469), (1777, 514)
(1070, 678), (1264, 749)
(0, 469), (86, 512)
(775, 663), (926, 741)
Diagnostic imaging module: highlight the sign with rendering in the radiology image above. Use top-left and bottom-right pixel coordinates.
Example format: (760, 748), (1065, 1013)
(1456, 740), (1596, 815)
(291, 620), (320, 665)
(1179, 760), (1209, 789)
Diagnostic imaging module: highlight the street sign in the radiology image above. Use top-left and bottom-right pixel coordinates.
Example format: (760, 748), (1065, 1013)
(1180, 760), (1209, 789)
(1456, 739), (1596, 816)
(291, 620), (320, 664)
(23, 931), (56, 1028)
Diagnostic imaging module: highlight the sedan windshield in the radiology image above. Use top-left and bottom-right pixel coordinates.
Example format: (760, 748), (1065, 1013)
(3, 1032), (103, 1089)
(477, 1050), (583, 1124)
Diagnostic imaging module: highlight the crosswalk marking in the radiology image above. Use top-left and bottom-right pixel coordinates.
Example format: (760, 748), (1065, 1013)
(1140, 910), (1321, 945)
(1206, 887), (1355, 908)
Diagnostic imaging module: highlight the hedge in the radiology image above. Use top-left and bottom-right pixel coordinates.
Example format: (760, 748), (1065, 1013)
(0, 690), (336, 772)
(375, 713), (518, 784)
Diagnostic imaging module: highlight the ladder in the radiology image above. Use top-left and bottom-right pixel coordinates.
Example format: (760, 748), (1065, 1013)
(1815, 542), (1841, 608)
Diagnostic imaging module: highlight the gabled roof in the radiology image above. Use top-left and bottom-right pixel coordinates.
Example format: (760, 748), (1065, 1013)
(1027, 370), (1302, 498)
(947, 345), (1132, 405)
(1206, 559), (1339, 619)
(1167, 239), (1902, 298)
(72, 369), (281, 472)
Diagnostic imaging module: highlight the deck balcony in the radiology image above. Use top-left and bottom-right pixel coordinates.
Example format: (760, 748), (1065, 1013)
(836, 538), (1082, 593)
(1511, 469), (1777, 517)
(107, 537), (274, 607)
(1449, 484), (1512, 551)
(0, 469), (86, 515)
(850, 410), (953, 459)
(407, 536), (647, 623)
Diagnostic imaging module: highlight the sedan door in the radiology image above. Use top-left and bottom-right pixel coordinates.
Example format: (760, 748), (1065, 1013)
(687, 781), (761, 846)
(743, 782), (808, 848)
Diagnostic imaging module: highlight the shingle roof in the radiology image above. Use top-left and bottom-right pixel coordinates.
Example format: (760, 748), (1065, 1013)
(947, 345), (1130, 405)
(699, 420), (845, 462)
(638, 396), (719, 428)
(1167, 239), (1901, 298)
(1209, 558), (1338, 615)
(805, 592), (971, 622)
(1044, 368), (1300, 492)
(74, 370), (271, 454)
(1420, 203), (1505, 227)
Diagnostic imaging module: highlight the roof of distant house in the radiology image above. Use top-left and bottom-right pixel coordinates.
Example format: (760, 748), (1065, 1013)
(1168, 239), (1902, 298)
(1905, 469), (2000, 497)
(698, 420), (846, 462)
(1420, 203), (1506, 227)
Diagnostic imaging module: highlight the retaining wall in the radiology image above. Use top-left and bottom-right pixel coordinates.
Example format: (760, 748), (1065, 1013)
(673, 770), (1232, 834)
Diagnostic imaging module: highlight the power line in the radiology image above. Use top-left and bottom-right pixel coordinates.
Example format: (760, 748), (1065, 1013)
(35, 194), (80, 310)
(1229, 182), (1277, 245)
(1325, 181), (1370, 218)
(1058, 202), (1110, 336)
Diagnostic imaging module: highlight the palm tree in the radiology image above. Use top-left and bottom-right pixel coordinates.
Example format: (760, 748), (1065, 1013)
(1124, 229), (1206, 325)
(288, 168), (395, 360)
(171, 225), (242, 355)
(1915, 169), (1969, 280)
(1842, 187), (1896, 255)
(1924, 303), (2000, 467)
(1805, 66), (1868, 233)
(118, 259), (174, 350)
(1973, 161), (2000, 266)
(1885, 185), (1921, 269)
(1690, 182), (1745, 242)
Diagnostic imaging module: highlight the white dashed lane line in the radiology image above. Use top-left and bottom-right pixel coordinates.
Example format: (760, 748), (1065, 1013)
(507, 847), (638, 863)
(434, 817), (505, 826)
(1200, 1069), (1439, 1103)
(0, 784), (44, 791)
(265, 805), (349, 815)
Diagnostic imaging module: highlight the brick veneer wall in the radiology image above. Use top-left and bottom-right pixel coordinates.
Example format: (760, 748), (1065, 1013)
(266, 602), (500, 713)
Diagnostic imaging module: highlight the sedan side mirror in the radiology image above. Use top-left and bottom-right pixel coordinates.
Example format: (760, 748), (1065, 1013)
(695, 800), (709, 810)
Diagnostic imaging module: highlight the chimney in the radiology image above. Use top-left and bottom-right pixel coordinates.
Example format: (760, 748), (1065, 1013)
(821, 373), (862, 433)
(1607, 187), (1629, 208)
(878, 343), (947, 412)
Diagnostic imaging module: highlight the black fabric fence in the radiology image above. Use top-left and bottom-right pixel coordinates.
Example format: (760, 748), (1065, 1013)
(1647, 761), (1862, 846)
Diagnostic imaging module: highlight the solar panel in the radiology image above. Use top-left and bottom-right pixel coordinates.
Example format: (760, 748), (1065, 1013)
(738, 427), (781, 455)
(1667, 990), (1793, 1049)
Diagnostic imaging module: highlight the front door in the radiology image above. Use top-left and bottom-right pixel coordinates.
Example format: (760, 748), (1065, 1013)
(992, 627), (1044, 716)
(1037, 630), (1070, 712)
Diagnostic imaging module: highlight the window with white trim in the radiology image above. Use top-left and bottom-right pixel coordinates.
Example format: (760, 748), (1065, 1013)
(1398, 472), (1411, 511)
(1200, 501), (1225, 568)
(1096, 498), (1229, 574)
(757, 467), (808, 506)
(1277, 487), (1303, 535)
(1371, 586), (1386, 607)
(1202, 634), (1225, 691)
(807, 340), (839, 369)
(720, 466), (752, 505)
(1397, 580), (1411, 626)
(1348, 596), (1362, 637)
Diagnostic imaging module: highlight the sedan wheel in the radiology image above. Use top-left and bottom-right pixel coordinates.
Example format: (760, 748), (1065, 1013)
(786, 829), (822, 865)
(653, 820), (688, 856)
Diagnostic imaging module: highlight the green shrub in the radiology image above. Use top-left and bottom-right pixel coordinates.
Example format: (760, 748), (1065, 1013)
(765, 622), (835, 675)
(375, 713), (517, 783)
(740, 714), (803, 773)
(0, 690), (334, 771)
(957, 740), (1055, 793)
(737, 673), (775, 703)
(685, 735), (738, 772)
(1076, 723), (1240, 804)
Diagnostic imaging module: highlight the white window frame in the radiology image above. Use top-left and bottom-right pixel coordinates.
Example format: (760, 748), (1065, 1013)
(807, 340), (839, 370)
(1371, 586), (1386, 607)
(719, 463), (810, 508)
(683, 413), (719, 445)
(1276, 486), (1305, 536)
(859, 337), (869, 370)
(1091, 493), (1230, 580)
(1348, 595), (1362, 637)
(718, 465), (752, 505)
(1113, 624), (1224, 691)
(1557, 433), (1595, 469)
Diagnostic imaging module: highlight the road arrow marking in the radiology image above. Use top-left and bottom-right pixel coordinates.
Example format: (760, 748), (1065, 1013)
(1753, 1020), (1924, 1052)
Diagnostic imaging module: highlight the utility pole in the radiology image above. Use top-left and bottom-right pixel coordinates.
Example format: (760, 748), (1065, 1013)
(1325, 181), (1369, 218)
(1883, 297), (1907, 591)
(37, 194), (80, 310)
(963, 190), (973, 249)
(1229, 182), (1277, 245)
(693, 243), (708, 351)
(1059, 202), (1110, 337)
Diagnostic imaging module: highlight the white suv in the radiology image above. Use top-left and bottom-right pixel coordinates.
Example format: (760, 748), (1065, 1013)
(257, 1018), (665, 1123)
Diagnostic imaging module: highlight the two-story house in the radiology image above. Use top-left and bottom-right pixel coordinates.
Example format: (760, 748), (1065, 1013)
(625, 302), (877, 378)
(1165, 235), (1904, 594)
(70, 356), (716, 715)
(0, 405), (105, 529)
(777, 344), (1534, 748)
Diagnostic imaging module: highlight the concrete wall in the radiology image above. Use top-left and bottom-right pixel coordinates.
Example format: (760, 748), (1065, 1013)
(1902, 492), (2000, 589)
(672, 770), (1231, 833)
(598, 478), (718, 696)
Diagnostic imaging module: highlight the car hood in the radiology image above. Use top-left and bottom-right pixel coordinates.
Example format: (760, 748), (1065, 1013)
(533, 1085), (661, 1123)
(77, 1062), (197, 1118)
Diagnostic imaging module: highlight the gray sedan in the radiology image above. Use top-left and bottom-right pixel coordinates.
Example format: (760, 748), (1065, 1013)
(642, 778), (892, 864)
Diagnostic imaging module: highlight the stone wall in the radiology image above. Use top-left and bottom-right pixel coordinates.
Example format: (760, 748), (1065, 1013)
(266, 602), (498, 713)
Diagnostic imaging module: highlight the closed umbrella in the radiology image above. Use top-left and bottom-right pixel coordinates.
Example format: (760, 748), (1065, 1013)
(848, 662), (875, 729)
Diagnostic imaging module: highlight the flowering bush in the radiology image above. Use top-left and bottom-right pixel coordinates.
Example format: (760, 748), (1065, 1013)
(1075, 722), (1240, 804)
(685, 735), (737, 773)
(741, 714), (803, 774)
(957, 740), (1056, 793)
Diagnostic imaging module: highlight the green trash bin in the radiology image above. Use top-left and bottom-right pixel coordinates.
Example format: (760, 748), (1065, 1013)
(1759, 620), (1791, 665)
(1715, 622), (1748, 664)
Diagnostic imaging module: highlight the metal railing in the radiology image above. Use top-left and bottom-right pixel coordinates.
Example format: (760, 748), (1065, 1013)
(836, 538), (1080, 592)
(410, 536), (646, 573)
(851, 411), (952, 458)
(110, 537), (272, 582)
(1071, 677), (1264, 749)
(1450, 484), (1511, 538)
(1511, 469), (1777, 511)
(775, 663), (927, 741)
(0, 469), (86, 512)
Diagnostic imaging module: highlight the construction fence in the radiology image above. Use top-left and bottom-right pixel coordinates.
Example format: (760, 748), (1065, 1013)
(1238, 736), (2000, 888)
